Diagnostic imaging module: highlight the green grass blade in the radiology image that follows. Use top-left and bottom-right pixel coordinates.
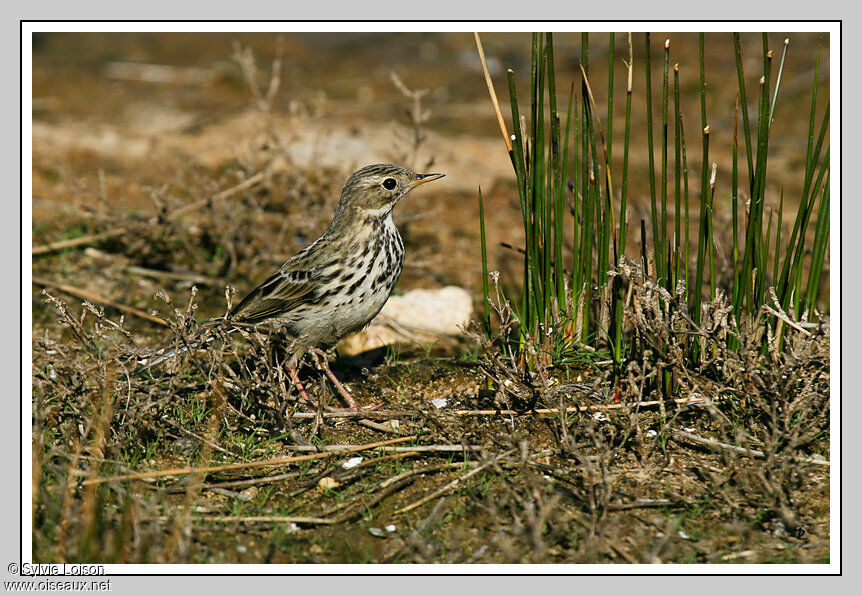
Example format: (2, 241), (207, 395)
(506, 69), (530, 325)
(769, 38), (790, 125)
(681, 112), (691, 292)
(691, 125), (710, 322)
(733, 33), (755, 193)
(572, 89), (581, 298)
(708, 163), (717, 300)
(804, 38), (822, 189)
(478, 187), (491, 337)
(776, 44), (826, 306)
(644, 33), (660, 280)
(661, 39), (670, 290)
(754, 54), (774, 307)
(692, 34), (710, 322)
(774, 191), (783, 286)
(804, 174), (830, 316)
(673, 63), (681, 290)
(731, 92), (740, 306)
(764, 208), (773, 299)
(536, 36), (548, 326)
(791, 147), (830, 315)
(776, 105), (829, 306)
(607, 32), (615, 173)
(619, 33), (633, 257)
(557, 86), (574, 308)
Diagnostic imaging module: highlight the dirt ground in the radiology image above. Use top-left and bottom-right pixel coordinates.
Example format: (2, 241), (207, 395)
(30, 31), (830, 565)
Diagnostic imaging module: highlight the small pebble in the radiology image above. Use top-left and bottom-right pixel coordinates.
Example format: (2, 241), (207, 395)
(318, 477), (340, 490)
(342, 456), (363, 469)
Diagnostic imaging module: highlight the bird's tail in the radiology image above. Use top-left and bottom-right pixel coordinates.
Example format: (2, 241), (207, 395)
(135, 318), (232, 373)
(136, 334), (218, 369)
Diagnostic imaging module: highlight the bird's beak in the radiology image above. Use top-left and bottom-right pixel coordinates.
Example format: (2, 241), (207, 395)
(408, 173), (445, 188)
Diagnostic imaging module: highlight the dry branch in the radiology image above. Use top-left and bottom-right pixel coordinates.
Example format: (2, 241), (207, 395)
(607, 498), (675, 511)
(77, 435), (420, 487)
(671, 430), (830, 466)
(282, 395), (712, 421)
(33, 277), (169, 327)
(379, 462), (471, 490)
(170, 168), (270, 219)
(395, 451), (512, 515)
(32, 228), (128, 256)
(449, 395), (710, 417)
(281, 443), (486, 454)
(124, 265), (224, 287)
(147, 515), (335, 525)
(474, 32), (512, 153)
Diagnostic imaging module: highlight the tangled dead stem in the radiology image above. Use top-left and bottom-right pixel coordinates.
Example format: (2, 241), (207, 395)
(32, 231), (829, 563)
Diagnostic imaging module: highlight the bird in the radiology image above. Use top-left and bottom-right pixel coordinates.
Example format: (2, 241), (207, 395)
(142, 163), (445, 410)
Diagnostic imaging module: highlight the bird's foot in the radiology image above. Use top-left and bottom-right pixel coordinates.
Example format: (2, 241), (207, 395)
(306, 347), (362, 411)
(287, 366), (313, 403)
(322, 365), (361, 411)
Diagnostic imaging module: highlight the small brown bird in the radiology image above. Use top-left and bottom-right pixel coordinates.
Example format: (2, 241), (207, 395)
(145, 164), (444, 409)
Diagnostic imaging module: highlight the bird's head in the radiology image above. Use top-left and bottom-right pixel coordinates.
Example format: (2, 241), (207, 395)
(338, 164), (445, 216)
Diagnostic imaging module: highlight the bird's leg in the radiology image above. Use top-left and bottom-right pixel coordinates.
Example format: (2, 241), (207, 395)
(322, 361), (360, 411)
(284, 365), (324, 435)
(310, 350), (360, 411)
(277, 336), (312, 405)
(287, 364), (325, 435)
(287, 366), (312, 404)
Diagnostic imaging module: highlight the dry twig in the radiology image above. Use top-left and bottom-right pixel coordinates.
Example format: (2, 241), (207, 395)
(32, 228), (129, 256)
(147, 515), (335, 525)
(34, 277), (169, 327)
(77, 435), (420, 487)
(395, 450), (513, 515)
(671, 429), (829, 467)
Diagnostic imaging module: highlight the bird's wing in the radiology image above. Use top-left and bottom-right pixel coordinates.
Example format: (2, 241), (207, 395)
(229, 265), (320, 324)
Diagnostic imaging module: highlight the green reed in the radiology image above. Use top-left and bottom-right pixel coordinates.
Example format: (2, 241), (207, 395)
(476, 31), (829, 371)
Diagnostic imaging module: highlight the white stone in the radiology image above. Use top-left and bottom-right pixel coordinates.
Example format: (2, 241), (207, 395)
(339, 286), (473, 355)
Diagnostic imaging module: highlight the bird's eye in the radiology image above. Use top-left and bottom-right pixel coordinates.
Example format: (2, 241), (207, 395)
(382, 178), (397, 190)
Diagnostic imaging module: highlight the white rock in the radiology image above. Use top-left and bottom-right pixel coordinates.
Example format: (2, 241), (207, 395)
(338, 286), (473, 355)
(342, 456), (363, 469)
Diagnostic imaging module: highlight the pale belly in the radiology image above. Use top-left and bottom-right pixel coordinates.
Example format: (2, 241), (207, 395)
(290, 244), (402, 347)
